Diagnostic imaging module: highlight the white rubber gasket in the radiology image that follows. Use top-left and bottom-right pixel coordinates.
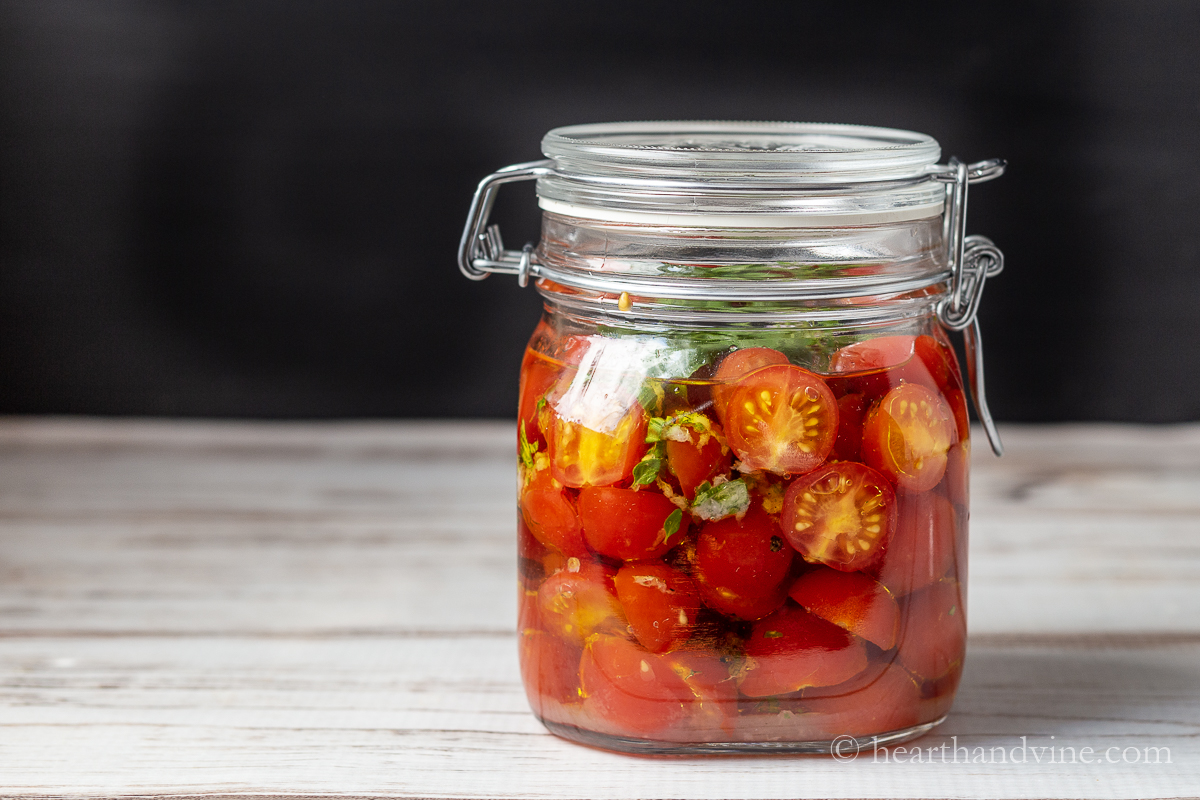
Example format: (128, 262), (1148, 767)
(538, 198), (944, 228)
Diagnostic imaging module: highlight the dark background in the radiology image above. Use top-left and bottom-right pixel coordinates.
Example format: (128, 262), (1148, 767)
(1, 1), (1197, 421)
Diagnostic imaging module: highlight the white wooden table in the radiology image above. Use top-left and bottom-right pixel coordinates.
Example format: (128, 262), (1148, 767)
(0, 418), (1196, 799)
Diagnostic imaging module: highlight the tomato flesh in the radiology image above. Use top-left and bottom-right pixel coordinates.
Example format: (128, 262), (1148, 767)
(780, 461), (896, 572)
(724, 364), (838, 476)
(738, 604), (869, 698)
(613, 562), (700, 653)
(578, 487), (687, 561)
(548, 404), (647, 489)
(799, 664), (922, 738)
(711, 347), (790, 424)
(831, 393), (866, 462)
(788, 566), (899, 650)
(519, 628), (583, 710)
(862, 383), (955, 492)
(692, 506), (794, 620)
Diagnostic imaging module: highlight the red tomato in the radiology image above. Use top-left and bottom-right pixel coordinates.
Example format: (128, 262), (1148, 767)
(537, 560), (626, 646)
(548, 405), (647, 489)
(613, 562), (700, 653)
(874, 491), (958, 597)
(520, 470), (586, 556)
(941, 441), (969, 509)
(711, 347), (790, 423)
(799, 664), (922, 738)
(578, 487), (688, 561)
(788, 567), (900, 650)
(518, 333), (592, 443)
(580, 634), (694, 736)
(692, 506), (794, 620)
(518, 513), (551, 564)
(724, 365), (839, 476)
(829, 335), (919, 375)
(862, 383), (955, 492)
(738, 604), (869, 698)
(831, 393), (866, 462)
(780, 462), (896, 572)
(664, 650), (739, 735)
(896, 579), (966, 681)
(914, 335), (969, 442)
(519, 628), (583, 711)
(665, 434), (731, 500)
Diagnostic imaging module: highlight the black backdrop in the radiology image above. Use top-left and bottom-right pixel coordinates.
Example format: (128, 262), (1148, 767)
(2, 1), (1198, 421)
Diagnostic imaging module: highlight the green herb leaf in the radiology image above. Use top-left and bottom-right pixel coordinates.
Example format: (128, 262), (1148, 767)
(691, 478), (751, 522)
(637, 382), (665, 416)
(631, 442), (666, 486)
(518, 424), (539, 472)
(663, 508), (684, 540)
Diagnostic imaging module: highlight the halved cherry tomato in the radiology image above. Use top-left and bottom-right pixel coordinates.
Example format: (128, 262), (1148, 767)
(537, 560), (626, 646)
(692, 506), (794, 620)
(711, 347), (790, 424)
(896, 579), (966, 681)
(831, 393), (866, 462)
(580, 634), (694, 736)
(829, 335), (920, 375)
(520, 470), (586, 556)
(780, 462), (896, 572)
(666, 433), (731, 500)
(578, 487), (687, 561)
(548, 404), (647, 488)
(862, 383), (955, 492)
(788, 566), (900, 650)
(519, 628), (583, 710)
(799, 664), (921, 738)
(738, 604), (869, 697)
(874, 491), (958, 597)
(724, 364), (838, 475)
(613, 562), (700, 654)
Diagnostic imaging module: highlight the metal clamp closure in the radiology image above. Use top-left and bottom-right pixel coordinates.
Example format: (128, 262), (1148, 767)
(932, 157), (1008, 456)
(457, 159), (552, 282)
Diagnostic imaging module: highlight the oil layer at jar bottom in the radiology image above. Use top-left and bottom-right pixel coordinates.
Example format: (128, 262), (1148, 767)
(518, 327), (969, 748)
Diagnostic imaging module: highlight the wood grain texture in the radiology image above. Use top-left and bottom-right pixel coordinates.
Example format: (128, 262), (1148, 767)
(0, 419), (1197, 799)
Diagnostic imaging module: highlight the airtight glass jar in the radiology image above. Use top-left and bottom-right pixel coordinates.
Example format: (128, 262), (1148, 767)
(458, 122), (1006, 755)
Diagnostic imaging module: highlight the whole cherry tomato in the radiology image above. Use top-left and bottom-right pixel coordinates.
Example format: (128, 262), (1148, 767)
(578, 487), (687, 561)
(862, 383), (955, 492)
(874, 491), (958, 597)
(738, 603), (869, 698)
(896, 579), (966, 681)
(831, 393), (866, 462)
(780, 461), (896, 572)
(613, 562), (700, 653)
(711, 347), (790, 424)
(580, 634), (694, 736)
(724, 364), (838, 476)
(520, 470), (586, 556)
(692, 505), (794, 620)
(798, 664), (922, 738)
(788, 566), (900, 650)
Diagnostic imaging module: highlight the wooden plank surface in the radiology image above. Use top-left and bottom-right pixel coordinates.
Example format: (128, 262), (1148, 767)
(0, 418), (1197, 799)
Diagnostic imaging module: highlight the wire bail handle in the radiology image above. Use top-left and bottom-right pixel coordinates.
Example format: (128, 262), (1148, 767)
(932, 156), (1007, 456)
(457, 159), (552, 286)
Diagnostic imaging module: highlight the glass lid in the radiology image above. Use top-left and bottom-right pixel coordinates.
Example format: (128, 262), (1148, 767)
(536, 121), (947, 223)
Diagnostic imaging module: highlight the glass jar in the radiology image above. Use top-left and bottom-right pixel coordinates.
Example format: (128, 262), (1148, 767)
(458, 122), (1006, 754)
